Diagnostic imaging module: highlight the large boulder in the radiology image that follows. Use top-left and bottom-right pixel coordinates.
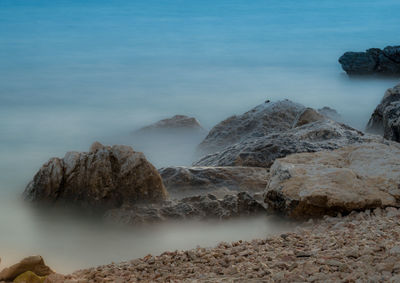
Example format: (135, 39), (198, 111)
(366, 83), (400, 142)
(264, 142), (400, 219)
(159, 166), (269, 198)
(339, 46), (400, 76)
(194, 118), (379, 168)
(104, 192), (266, 224)
(0, 256), (53, 282)
(197, 100), (305, 155)
(24, 142), (167, 210)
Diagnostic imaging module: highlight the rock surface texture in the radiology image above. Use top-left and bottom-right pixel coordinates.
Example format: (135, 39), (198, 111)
(24, 142), (167, 210)
(159, 166), (269, 198)
(366, 83), (400, 142)
(197, 100), (305, 155)
(194, 119), (378, 168)
(339, 46), (400, 75)
(64, 208), (400, 282)
(104, 192), (267, 225)
(264, 142), (400, 219)
(137, 115), (205, 132)
(0, 256), (53, 282)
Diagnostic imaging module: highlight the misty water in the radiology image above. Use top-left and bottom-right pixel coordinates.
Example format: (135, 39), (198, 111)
(1, 0), (400, 273)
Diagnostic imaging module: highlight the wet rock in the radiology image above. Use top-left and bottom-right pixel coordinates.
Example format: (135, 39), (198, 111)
(158, 166), (269, 198)
(137, 115), (205, 132)
(197, 100), (305, 155)
(24, 142), (167, 211)
(0, 256), (53, 282)
(194, 119), (379, 168)
(339, 46), (400, 76)
(366, 83), (400, 142)
(104, 192), (267, 224)
(264, 142), (400, 219)
(293, 108), (325, 128)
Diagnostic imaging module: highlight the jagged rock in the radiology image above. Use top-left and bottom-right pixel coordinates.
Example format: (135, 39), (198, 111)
(24, 142), (167, 211)
(339, 46), (400, 76)
(318, 107), (342, 122)
(158, 166), (269, 198)
(0, 256), (53, 282)
(194, 119), (379, 168)
(104, 192), (267, 224)
(137, 115), (205, 132)
(264, 142), (400, 219)
(293, 108), (325, 128)
(366, 83), (400, 142)
(197, 100), (305, 155)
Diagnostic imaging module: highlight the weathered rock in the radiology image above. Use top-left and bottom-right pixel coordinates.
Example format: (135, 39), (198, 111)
(24, 142), (167, 211)
(366, 83), (400, 142)
(194, 119), (379, 168)
(264, 142), (400, 219)
(137, 115), (205, 132)
(317, 106), (342, 122)
(158, 166), (269, 198)
(339, 46), (400, 76)
(293, 108), (325, 128)
(13, 271), (45, 283)
(197, 100), (305, 154)
(0, 256), (53, 282)
(104, 192), (267, 224)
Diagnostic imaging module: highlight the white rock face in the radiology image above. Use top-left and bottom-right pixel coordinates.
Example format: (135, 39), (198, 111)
(197, 100), (305, 154)
(24, 142), (167, 210)
(264, 142), (400, 219)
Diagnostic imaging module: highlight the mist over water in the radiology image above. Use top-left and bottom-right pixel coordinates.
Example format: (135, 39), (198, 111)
(0, 0), (399, 274)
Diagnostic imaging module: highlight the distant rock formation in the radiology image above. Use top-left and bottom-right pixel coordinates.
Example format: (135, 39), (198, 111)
(137, 115), (205, 132)
(159, 166), (269, 198)
(339, 46), (400, 76)
(24, 142), (167, 211)
(264, 142), (400, 219)
(366, 83), (400, 142)
(197, 100), (305, 155)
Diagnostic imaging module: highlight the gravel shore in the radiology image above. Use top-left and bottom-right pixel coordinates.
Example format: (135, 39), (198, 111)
(58, 207), (400, 282)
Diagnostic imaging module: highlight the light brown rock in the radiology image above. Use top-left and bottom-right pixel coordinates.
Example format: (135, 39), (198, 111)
(0, 256), (53, 282)
(293, 107), (325, 128)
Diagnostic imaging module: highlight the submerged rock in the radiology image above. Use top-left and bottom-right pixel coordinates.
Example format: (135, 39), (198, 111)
(137, 115), (205, 132)
(24, 142), (167, 211)
(339, 46), (400, 76)
(159, 166), (269, 198)
(197, 100), (305, 155)
(0, 256), (53, 282)
(194, 119), (379, 168)
(366, 83), (400, 142)
(264, 142), (400, 219)
(104, 192), (266, 224)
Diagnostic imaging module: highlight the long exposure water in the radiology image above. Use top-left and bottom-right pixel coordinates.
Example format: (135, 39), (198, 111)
(0, 0), (399, 273)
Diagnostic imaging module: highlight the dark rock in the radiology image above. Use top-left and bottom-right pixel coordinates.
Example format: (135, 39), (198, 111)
(137, 115), (205, 132)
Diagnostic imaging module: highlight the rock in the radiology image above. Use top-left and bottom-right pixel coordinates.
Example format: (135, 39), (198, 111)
(137, 115), (205, 132)
(264, 142), (400, 219)
(0, 256), (53, 282)
(339, 46), (400, 76)
(24, 142), (167, 211)
(13, 271), (45, 283)
(197, 100), (305, 154)
(293, 108), (325, 128)
(317, 107), (342, 122)
(194, 119), (379, 168)
(158, 166), (269, 198)
(366, 83), (400, 142)
(104, 192), (267, 224)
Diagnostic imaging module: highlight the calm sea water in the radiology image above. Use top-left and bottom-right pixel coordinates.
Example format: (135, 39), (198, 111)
(0, 0), (399, 273)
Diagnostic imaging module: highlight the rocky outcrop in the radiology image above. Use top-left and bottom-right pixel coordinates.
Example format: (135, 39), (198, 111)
(264, 142), (400, 219)
(104, 192), (266, 224)
(194, 119), (379, 168)
(339, 46), (400, 76)
(293, 108), (325, 128)
(159, 166), (269, 198)
(24, 142), (167, 211)
(318, 106), (342, 122)
(197, 100), (305, 155)
(0, 256), (53, 282)
(366, 83), (400, 142)
(137, 115), (205, 132)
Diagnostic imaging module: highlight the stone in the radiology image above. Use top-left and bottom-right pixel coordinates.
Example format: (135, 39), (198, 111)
(194, 119), (379, 168)
(13, 271), (45, 283)
(339, 46), (400, 76)
(24, 142), (167, 211)
(293, 108), (325, 128)
(158, 166), (269, 198)
(137, 115), (205, 132)
(366, 83), (400, 142)
(0, 256), (53, 282)
(197, 100), (305, 155)
(264, 142), (400, 219)
(317, 107), (342, 122)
